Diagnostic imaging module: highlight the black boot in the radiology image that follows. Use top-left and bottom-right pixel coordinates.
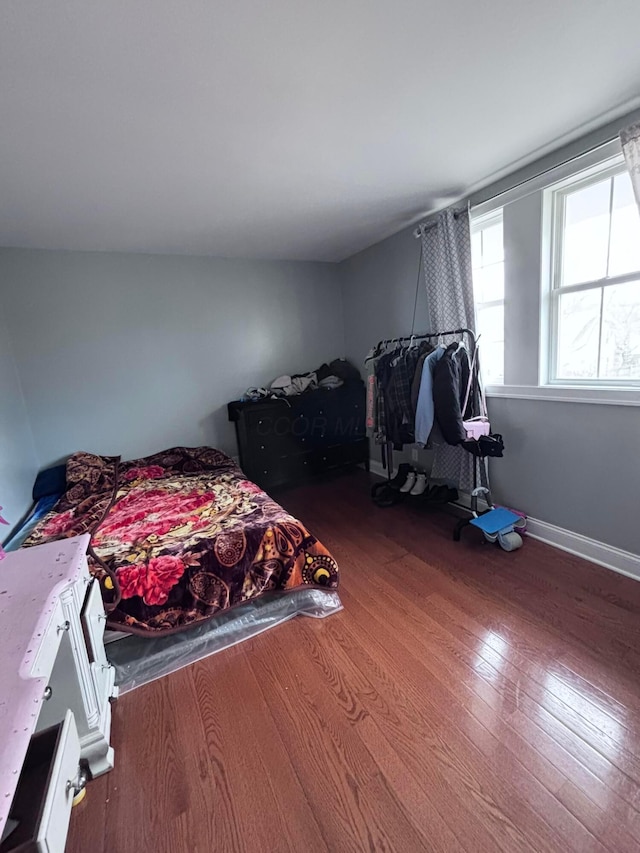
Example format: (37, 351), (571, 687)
(387, 462), (413, 491)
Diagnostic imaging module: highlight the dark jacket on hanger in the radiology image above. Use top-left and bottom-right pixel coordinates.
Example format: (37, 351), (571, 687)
(374, 350), (398, 444)
(385, 343), (430, 449)
(432, 343), (473, 445)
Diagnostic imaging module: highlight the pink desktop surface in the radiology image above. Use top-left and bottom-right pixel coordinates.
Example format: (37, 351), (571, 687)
(0, 534), (90, 836)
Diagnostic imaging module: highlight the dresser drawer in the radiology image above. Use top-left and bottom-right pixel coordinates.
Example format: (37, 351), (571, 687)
(1, 711), (81, 853)
(229, 382), (367, 489)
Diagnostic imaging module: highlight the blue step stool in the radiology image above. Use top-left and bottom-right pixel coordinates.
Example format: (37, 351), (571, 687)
(470, 507), (521, 536)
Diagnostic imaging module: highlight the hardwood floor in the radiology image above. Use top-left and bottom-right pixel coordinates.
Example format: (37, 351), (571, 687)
(67, 470), (640, 852)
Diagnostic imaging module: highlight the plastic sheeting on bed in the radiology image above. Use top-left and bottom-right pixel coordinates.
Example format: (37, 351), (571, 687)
(107, 587), (343, 694)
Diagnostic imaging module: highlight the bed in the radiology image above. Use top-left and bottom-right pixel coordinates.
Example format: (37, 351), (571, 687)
(15, 447), (341, 684)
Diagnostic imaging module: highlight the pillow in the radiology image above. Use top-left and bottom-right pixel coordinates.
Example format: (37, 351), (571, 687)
(32, 464), (67, 501)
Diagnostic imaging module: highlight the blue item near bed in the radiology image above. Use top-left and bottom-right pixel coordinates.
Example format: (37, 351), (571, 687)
(32, 463), (67, 502)
(3, 463), (67, 551)
(3, 494), (62, 552)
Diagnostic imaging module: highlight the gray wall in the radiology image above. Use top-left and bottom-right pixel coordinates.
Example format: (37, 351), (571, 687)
(339, 218), (640, 556)
(339, 226), (433, 470)
(0, 249), (344, 467)
(0, 304), (38, 533)
(487, 396), (639, 554)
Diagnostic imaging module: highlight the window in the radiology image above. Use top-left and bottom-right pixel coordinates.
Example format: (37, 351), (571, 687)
(546, 159), (640, 385)
(471, 210), (504, 385)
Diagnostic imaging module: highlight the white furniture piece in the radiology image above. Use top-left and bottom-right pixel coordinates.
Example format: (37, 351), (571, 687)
(0, 534), (116, 852)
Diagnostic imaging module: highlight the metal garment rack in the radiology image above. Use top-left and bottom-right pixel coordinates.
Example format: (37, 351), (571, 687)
(371, 326), (477, 474)
(372, 327), (488, 539)
(371, 327), (476, 360)
(370, 330), (477, 469)
(367, 322), (492, 542)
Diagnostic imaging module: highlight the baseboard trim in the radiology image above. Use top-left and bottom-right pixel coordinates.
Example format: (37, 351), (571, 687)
(524, 517), (640, 582)
(369, 459), (640, 581)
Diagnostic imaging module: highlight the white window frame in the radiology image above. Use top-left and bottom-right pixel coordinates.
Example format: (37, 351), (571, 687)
(544, 154), (640, 388)
(471, 208), (505, 385)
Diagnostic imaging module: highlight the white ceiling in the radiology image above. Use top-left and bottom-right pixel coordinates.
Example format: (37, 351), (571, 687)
(1, 1), (640, 263)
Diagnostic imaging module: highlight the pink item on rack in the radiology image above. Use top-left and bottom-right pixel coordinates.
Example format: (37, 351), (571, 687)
(463, 417), (491, 440)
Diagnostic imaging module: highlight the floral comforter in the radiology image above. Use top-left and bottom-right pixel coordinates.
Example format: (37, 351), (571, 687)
(24, 447), (339, 635)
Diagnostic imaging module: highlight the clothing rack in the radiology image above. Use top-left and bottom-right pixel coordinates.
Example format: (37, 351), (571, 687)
(369, 326), (478, 484)
(370, 327), (476, 360)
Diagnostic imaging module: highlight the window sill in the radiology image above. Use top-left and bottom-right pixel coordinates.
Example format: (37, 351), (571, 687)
(485, 384), (640, 407)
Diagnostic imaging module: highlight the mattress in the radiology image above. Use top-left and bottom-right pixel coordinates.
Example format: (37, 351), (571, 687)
(21, 446), (340, 637)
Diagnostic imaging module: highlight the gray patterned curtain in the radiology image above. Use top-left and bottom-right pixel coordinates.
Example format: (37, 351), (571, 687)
(621, 122), (640, 212)
(420, 207), (482, 493)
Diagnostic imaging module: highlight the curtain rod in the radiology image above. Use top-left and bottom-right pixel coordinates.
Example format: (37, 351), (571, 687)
(412, 208), (465, 238)
(412, 134), (619, 240)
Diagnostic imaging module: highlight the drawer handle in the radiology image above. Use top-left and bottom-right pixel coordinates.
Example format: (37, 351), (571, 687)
(57, 620), (70, 634)
(98, 613), (108, 622)
(43, 686), (53, 701)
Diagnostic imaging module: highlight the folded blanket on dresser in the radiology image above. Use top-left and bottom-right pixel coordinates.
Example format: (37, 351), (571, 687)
(23, 446), (339, 635)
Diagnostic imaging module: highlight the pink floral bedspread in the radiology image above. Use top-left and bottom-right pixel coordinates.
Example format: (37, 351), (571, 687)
(24, 447), (339, 635)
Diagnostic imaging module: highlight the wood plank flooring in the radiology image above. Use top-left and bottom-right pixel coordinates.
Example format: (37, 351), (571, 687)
(67, 470), (640, 852)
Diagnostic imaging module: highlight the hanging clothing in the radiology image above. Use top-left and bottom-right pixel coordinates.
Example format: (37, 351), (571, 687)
(385, 343), (430, 449)
(414, 346), (445, 447)
(410, 345), (434, 413)
(365, 360), (377, 434)
(432, 343), (472, 445)
(374, 348), (398, 445)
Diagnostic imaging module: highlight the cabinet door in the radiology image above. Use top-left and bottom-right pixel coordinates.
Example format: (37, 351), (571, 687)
(81, 579), (109, 668)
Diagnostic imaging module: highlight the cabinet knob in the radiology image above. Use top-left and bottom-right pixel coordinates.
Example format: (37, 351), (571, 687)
(260, 445), (265, 450)
(43, 686), (53, 701)
(57, 620), (70, 634)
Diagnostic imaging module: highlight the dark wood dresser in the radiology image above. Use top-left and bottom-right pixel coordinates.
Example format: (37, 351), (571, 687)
(228, 381), (369, 490)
